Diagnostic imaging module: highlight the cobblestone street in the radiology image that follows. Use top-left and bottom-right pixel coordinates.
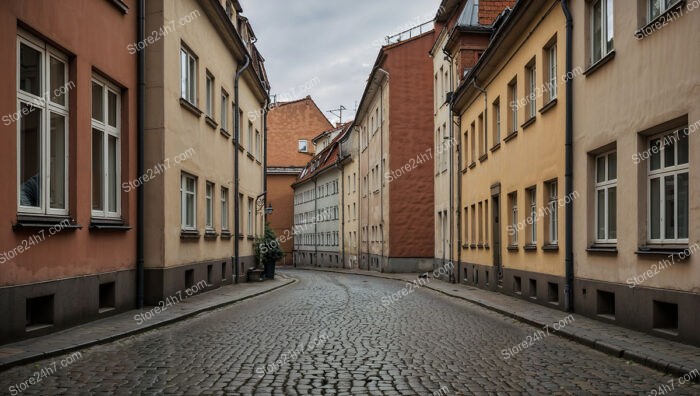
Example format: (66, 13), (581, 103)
(1, 270), (698, 395)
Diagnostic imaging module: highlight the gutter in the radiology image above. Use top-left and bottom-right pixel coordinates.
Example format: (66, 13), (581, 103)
(136, 0), (145, 309)
(234, 54), (251, 283)
(561, 0), (574, 312)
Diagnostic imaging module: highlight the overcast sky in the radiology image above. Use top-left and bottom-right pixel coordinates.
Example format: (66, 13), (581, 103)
(241, 0), (440, 125)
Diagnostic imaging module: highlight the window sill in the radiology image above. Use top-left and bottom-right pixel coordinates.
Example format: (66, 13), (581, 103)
(506, 245), (519, 252)
(13, 215), (81, 231)
(483, 243), (490, 250)
(636, 245), (691, 260)
(521, 117), (536, 130)
(220, 128), (231, 139)
(461, 167), (469, 174)
(490, 143), (501, 153)
(204, 230), (219, 239)
(539, 99), (557, 115)
(221, 231), (232, 239)
(468, 162), (476, 170)
(587, 245), (618, 254)
(236, 142), (245, 152)
(247, 152), (255, 161)
(90, 218), (131, 231)
(180, 229), (201, 239)
(461, 244), (470, 249)
(205, 116), (218, 129)
(634, 1), (686, 39)
(237, 234), (245, 240)
(477, 243), (484, 249)
(583, 50), (615, 78)
(503, 130), (518, 143)
(523, 244), (537, 251)
(542, 244), (559, 252)
(469, 243), (477, 249)
(255, 159), (262, 165)
(247, 235), (255, 240)
(180, 98), (203, 117)
(478, 154), (488, 163)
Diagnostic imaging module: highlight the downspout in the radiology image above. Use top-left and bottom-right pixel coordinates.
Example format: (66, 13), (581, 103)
(561, 0), (574, 312)
(455, 115), (462, 282)
(136, 0), (145, 308)
(338, 158), (345, 268)
(443, 49), (454, 283)
(376, 68), (389, 271)
(234, 54), (251, 283)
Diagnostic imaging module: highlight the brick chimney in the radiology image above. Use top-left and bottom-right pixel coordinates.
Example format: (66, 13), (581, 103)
(478, 0), (517, 25)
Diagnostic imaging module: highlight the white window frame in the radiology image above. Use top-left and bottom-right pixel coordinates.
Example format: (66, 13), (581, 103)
(205, 182), (214, 230)
(255, 129), (261, 160)
(648, 0), (678, 22)
(510, 194), (518, 246)
(181, 173), (197, 230)
(510, 81), (518, 132)
(595, 151), (617, 243)
(247, 197), (253, 235)
(548, 181), (559, 244)
(221, 187), (229, 230)
(494, 99), (501, 144)
(528, 188), (537, 245)
(180, 46), (197, 104)
(527, 63), (536, 119)
(205, 73), (214, 118)
(91, 75), (122, 219)
(221, 90), (228, 130)
(16, 34), (70, 216)
(591, 0), (614, 64)
(647, 130), (689, 244)
(548, 44), (558, 100)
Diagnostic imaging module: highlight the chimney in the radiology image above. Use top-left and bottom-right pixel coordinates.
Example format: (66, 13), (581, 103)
(478, 0), (517, 26)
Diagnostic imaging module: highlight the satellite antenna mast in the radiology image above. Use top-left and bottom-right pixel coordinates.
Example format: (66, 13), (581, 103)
(327, 105), (347, 124)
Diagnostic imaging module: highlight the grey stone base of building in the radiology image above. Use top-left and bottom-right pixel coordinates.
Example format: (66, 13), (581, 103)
(292, 251), (342, 268)
(143, 255), (255, 306)
(458, 262), (567, 311)
(574, 278), (700, 346)
(357, 254), (433, 273)
(456, 261), (700, 347)
(0, 269), (136, 345)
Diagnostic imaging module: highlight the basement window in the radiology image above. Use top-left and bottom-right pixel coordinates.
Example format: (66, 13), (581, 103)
(26, 295), (54, 331)
(99, 282), (116, 313)
(653, 300), (678, 335)
(596, 290), (615, 320)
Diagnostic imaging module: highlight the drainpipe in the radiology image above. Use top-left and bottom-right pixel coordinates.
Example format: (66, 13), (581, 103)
(455, 116), (462, 283)
(561, 0), (574, 312)
(136, 0), (145, 309)
(234, 54), (250, 283)
(338, 158), (345, 268)
(375, 68), (389, 271)
(443, 49), (454, 283)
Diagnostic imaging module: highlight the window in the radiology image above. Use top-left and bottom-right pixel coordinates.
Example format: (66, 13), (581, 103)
(464, 207), (469, 245)
(248, 122), (253, 151)
(547, 44), (558, 100)
(298, 139), (308, 153)
(648, 0), (676, 23)
(509, 192), (518, 246)
(470, 122), (476, 164)
(648, 130), (689, 243)
(255, 130), (261, 159)
(180, 46), (197, 104)
(527, 187), (537, 245)
(591, 0), (613, 64)
(17, 35), (69, 216)
(478, 202), (483, 243)
(91, 76), (121, 218)
(547, 181), (559, 244)
(205, 73), (214, 117)
(479, 113), (486, 156)
(508, 79), (518, 133)
(434, 73), (438, 112)
(247, 197), (254, 235)
(471, 204), (476, 245)
(181, 173), (197, 230)
(220, 90), (228, 130)
(221, 187), (229, 230)
(595, 152), (617, 243)
(526, 62), (536, 119)
(205, 182), (214, 229)
(493, 98), (501, 145)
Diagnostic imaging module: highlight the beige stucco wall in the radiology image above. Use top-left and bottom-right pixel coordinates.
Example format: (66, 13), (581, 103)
(358, 79), (390, 260)
(571, 1), (700, 292)
(145, 0), (265, 270)
(342, 130), (360, 268)
(457, 3), (567, 277)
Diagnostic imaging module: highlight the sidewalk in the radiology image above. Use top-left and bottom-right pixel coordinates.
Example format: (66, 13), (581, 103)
(0, 275), (296, 371)
(297, 266), (700, 381)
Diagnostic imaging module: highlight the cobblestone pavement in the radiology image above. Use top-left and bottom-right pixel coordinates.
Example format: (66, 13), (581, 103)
(1, 270), (698, 395)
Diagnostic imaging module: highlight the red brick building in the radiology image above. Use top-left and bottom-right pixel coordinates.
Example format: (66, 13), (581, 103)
(267, 96), (332, 264)
(0, 0), (138, 343)
(356, 29), (437, 272)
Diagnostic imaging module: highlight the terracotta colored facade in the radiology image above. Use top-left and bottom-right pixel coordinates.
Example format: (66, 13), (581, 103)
(356, 31), (436, 272)
(267, 97), (332, 263)
(0, 0), (138, 343)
